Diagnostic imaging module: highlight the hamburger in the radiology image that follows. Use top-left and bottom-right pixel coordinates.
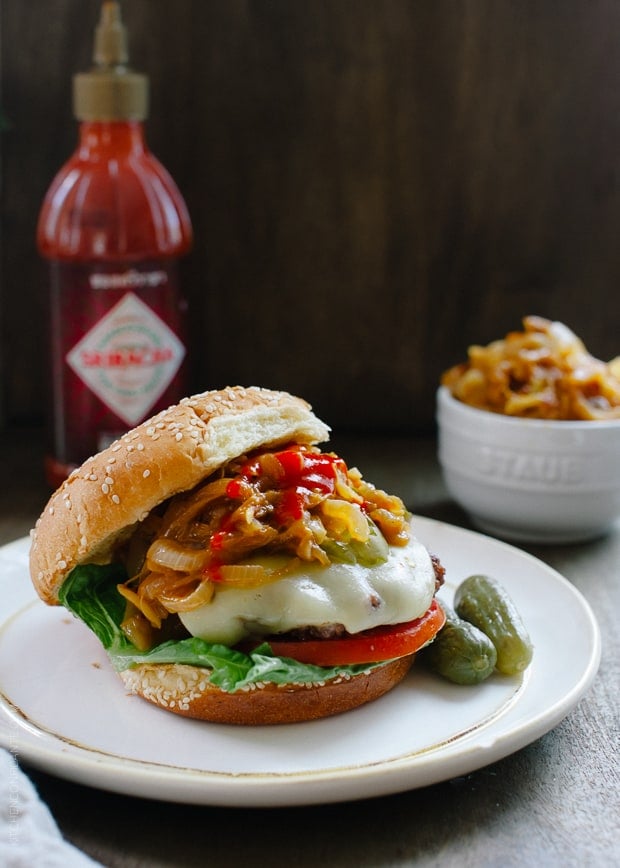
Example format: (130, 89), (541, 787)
(30, 386), (445, 725)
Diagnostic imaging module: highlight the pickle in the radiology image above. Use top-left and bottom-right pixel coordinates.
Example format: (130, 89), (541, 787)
(321, 518), (389, 567)
(454, 574), (533, 675)
(422, 604), (497, 685)
(320, 539), (357, 565)
(350, 520), (389, 566)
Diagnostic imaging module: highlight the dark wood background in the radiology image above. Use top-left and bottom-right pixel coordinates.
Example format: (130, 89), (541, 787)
(2, 0), (620, 436)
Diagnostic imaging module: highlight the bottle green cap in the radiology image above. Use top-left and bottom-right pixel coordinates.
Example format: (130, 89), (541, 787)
(73, 1), (148, 121)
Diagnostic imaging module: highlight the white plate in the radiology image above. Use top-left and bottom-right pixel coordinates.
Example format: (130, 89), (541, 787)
(0, 518), (600, 807)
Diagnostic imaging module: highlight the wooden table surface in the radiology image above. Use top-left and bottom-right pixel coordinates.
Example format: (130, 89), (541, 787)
(1, 428), (618, 867)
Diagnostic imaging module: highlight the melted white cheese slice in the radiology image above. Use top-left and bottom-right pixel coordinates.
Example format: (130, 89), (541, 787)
(179, 534), (435, 645)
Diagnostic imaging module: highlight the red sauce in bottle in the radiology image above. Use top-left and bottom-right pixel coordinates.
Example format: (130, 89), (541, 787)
(37, 1), (192, 487)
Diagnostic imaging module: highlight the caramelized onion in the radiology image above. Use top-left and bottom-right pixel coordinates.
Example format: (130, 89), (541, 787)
(278, 518), (330, 565)
(158, 579), (215, 612)
(161, 477), (233, 537)
(120, 612), (155, 650)
(573, 392), (620, 421)
(370, 508), (410, 546)
(117, 584), (166, 629)
(217, 560), (298, 588)
(217, 564), (266, 582)
(334, 473), (364, 504)
(256, 452), (285, 480)
(320, 499), (369, 542)
(146, 538), (208, 573)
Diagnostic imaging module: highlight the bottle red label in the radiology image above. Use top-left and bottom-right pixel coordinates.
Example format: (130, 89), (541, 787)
(48, 259), (188, 472)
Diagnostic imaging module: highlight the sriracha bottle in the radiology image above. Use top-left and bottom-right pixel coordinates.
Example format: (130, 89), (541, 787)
(37, 1), (193, 487)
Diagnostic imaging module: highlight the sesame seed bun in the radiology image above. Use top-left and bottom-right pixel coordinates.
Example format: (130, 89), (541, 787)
(29, 386), (330, 606)
(119, 656), (414, 725)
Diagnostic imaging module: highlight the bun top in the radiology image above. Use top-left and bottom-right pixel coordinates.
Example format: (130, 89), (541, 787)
(29, 387), (330, 605)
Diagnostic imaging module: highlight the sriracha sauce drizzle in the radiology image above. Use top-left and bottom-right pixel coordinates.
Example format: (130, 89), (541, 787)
(239, 446), (346, 524)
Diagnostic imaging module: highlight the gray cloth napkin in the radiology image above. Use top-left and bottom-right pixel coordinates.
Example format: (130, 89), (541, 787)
(1, 748), (101, 867)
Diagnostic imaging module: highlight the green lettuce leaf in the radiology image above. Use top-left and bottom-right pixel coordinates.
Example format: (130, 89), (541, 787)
(58, 562), (133, 655)
(59, 564), (383, 693)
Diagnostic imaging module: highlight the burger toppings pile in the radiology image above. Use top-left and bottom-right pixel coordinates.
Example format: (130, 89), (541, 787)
(116, 445), (414, 651)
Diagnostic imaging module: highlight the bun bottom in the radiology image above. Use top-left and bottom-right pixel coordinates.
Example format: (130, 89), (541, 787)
(119, 656), (414, 725)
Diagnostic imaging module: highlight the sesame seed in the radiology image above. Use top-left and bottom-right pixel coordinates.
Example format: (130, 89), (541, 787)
(143, 469), (151, 478)
(175, 432), (183, 441)
(112, 494), (120, 504)
(58, 560), (67, 570)
(104, 476), (114, 485)
(101, 483), (110, 494)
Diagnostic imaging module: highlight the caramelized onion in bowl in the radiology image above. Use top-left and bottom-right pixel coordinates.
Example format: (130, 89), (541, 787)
(442, 316), (620, 420)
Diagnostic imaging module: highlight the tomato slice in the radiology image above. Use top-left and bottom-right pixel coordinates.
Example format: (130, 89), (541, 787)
(263, 599), (446, 666)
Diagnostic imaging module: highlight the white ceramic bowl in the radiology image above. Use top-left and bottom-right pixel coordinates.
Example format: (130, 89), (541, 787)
(436, 386), (620, 543)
